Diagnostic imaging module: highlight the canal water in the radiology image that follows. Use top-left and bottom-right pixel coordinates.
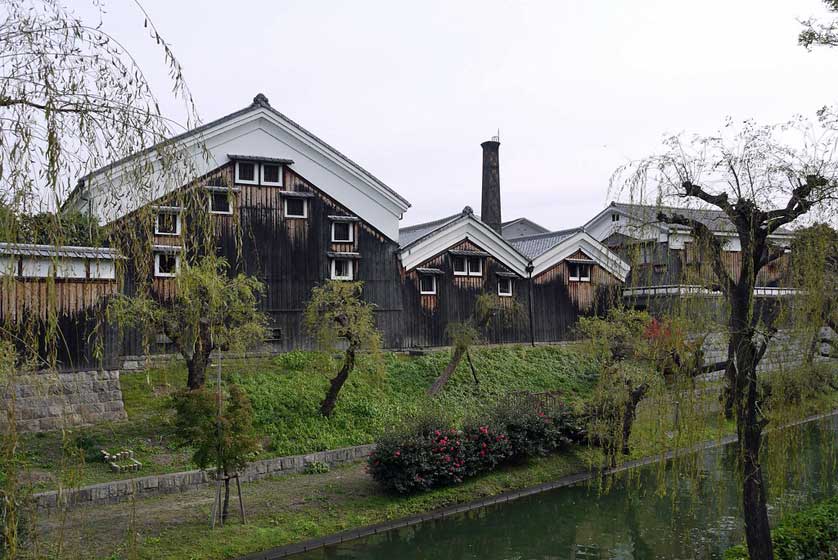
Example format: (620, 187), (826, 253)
(293, 417), (836, 560)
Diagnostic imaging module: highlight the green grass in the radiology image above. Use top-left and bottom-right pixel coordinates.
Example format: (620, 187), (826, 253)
(19, 344), (599, 490)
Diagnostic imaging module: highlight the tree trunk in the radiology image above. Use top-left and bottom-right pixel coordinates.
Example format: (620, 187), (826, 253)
(221, 475), (230, 523)
(621, 383), (648, 455)
(465, 349), (479, 385)
(722, 337), (737, 420)
(320, 345), (356, 417)
(186, 320), (213, 390)
(427, 345), (467, 396)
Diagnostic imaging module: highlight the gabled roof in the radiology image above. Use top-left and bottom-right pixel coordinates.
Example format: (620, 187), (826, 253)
(528, 230), (630, 281)
(509, 228), (583, 259)
(586, 201), (794, 237)
(399, 207), (530, 277)
(65, 94), (411, 241)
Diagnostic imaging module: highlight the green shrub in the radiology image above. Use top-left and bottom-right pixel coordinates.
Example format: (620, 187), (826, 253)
(367, 399), (585, 494)
(724, 496), (838, 560)
(303, 461), (330, 475)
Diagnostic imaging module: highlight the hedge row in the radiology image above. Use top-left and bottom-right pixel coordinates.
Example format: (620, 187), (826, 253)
(724, 495), (838, 560)
(367, 400), (586, 494)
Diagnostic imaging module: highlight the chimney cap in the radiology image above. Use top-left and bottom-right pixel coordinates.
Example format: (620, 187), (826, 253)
(481, 139), (500, 148)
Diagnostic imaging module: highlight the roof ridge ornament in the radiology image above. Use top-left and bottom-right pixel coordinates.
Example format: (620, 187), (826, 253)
(462, 205), (474, 216)
(251, 93), (270, 107)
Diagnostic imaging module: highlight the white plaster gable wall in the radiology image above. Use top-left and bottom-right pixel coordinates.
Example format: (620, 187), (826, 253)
(399, 216), (530, 277)
(530, 231), (630, 280)
(74, 108), (408, 242)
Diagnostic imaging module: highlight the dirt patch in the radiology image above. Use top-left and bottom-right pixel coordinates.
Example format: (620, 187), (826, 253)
(32, 461), (376, 559)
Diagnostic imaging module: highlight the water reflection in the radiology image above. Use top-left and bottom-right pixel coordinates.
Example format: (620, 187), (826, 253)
(295, 418), (837, 560)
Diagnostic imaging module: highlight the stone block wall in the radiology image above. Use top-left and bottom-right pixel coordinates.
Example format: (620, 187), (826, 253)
(1, 369), (126, 433)
(699, 327), (834, 372)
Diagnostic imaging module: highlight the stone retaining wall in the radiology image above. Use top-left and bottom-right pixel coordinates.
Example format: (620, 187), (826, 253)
(699, 327), (834, 372)
(34, 443), (376, 512)
(2, 369), (126, 433)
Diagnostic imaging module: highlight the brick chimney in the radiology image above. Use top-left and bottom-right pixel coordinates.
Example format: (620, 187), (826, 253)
(480, 138), (502, 235)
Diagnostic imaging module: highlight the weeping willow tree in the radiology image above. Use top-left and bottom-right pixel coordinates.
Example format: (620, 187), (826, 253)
(109, 256), (269, 390)
(1, 1), (203, 556)
(799, 0), (838, 49)
(427, 292), (524, 396)
(304, 281), (382, 417)
(610, 116), (838, 560)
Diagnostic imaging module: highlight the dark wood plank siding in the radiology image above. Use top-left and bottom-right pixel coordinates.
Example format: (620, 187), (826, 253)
(400, 239), (530, 348)
(121, 162), (403, 352)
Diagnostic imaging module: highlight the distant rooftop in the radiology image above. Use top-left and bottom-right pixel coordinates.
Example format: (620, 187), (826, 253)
(508, 228), (582, 259)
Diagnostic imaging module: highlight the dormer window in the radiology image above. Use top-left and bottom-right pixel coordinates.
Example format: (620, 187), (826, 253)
(497, 278), (513, 297)
(569, 262), (591, 282)
(155, 210), (181, 236)
(235, 161), (258, 184)
(330, 258), (353, 281)
(331, 221), (353, 243)
(261, 163), (282, 186)
(284, 198), (307, 219)
(452, 255), (483, 277)
(419, 274), (437, 295)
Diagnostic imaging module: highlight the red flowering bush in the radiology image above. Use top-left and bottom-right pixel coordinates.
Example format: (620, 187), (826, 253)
(367, 415), (467, 494)
(368, 400), (585, 494)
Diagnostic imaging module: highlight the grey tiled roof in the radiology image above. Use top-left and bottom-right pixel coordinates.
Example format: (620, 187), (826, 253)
(398, 212), (462, 247)
(0, 243), (120, 259)
(509, 228), (582, 259)
(611, 202), (793, 235)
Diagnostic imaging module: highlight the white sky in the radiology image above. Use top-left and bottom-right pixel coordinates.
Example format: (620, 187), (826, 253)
(101, 0), (838, 231)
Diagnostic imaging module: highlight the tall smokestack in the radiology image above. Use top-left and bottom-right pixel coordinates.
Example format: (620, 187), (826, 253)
(480, 138), (502, 235)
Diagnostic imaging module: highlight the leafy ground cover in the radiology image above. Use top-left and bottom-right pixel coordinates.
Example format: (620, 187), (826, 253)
(19, 344), (598, 490)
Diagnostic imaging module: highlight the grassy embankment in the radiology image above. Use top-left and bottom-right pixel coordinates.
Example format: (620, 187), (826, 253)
(27, 349), (837, 560)
(20, 344), (598, 490)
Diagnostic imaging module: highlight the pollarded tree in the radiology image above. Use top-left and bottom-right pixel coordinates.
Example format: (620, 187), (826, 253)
(304, 281), (382, 417)
(613, 117), (838, 560)
(427, 293), (523, 396)
(110, 256), (268, 389)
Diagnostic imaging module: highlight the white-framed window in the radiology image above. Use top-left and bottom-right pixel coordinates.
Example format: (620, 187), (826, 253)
(568, 262), (591, 282)
(155, 211), (181, 236)
(209, 191), (233, 215)
(452, 255), (483, 276)
(261, 163), (282, 186)
(497, 278), (513, 297)
(419, 274), (437, 295)
(611, 213), (620, 222)
(235, 161), (258, 185)
(331, 221), (354, 243)
(284, 198), (307, 219)
(330, 258), (353, 281)
(452, 256), (467, 276)
(154, 253), (180, 278)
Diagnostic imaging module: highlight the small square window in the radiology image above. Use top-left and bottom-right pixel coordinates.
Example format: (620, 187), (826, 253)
(497, 278), (513, 297)
(261, 164), (282, 186)
(331, 258), (353, 280)
(209, 191), (232, 215)
(419, 275), (437, 295)
(284, 198), (307, 219)
(452, 256), (467, 276)
(154, 253), (180, 277)
(155, 212), (180, 235)
(331, 222), (353, 242)
(235, 161), (257, 184)
(569, 262), (591, 282)
(467, 257), (483, 277)
(611, 213), (620, 222)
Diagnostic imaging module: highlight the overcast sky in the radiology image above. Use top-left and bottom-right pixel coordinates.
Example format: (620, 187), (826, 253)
(102, 0), (838, 231)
